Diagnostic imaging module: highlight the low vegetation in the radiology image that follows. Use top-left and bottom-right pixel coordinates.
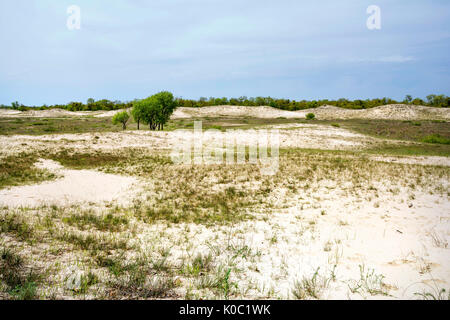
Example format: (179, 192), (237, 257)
(0, 153), (56, 189)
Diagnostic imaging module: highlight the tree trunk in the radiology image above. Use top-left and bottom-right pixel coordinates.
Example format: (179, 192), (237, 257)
(161, 123), (164, 131)
(137, 120), (140, 130)
(122, 122), (126, 130)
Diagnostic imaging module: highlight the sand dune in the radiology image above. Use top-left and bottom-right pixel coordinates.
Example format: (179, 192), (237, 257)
(172, 104), (449, 121)
(2, 104), (448, 121)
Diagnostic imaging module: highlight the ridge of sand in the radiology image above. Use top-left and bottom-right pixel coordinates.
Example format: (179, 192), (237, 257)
(172, 104), (449, 120)
(2, 104), (448, 120)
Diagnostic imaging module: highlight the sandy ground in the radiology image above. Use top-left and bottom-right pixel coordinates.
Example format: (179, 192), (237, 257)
(171, 104), (450, 121)
(0, 123), (378, 159)
(370, 155), (450, 167)
(0, 110), (449, 300)
(149, 183), (449, 299)
(2, 104), (449, 121)
(0, 159), (137, 208)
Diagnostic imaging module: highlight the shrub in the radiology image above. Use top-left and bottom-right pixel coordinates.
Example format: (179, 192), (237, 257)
(421, 134), (450, 145)
(306, 113), (315, 120)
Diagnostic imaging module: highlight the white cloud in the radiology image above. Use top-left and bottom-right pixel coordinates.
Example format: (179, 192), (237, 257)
(377, 55), (416, 63)
(343, 55), (416, 64)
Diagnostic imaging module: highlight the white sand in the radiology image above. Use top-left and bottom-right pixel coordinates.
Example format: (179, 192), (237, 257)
(3, 104), (447, 121)
(171, 104), (449, 121)
(0, 159), (137, 208)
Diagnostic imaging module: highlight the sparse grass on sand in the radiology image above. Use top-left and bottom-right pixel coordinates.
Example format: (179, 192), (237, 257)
(0, 110), (449, 300)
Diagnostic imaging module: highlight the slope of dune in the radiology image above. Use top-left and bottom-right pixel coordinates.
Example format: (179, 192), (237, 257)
(171, 105), (303, 119)
(172, 104), (449, 121)
(1, 104), (448, 120)
(304, 104), (450, 120)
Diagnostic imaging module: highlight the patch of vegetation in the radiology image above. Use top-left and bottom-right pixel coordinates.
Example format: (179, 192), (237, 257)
(99, 253), (176, 299)
(415, 287), (450, 300)
(0, 153), (56, 189)
(421, 134), (450, 145)
(335, 119), (449, 143)
(62, 211), (128, 232)
(0, 117), (126, 135)
(49, 150), (126, 169)
(0, 246), (41, 300)
(0, 213), (35, 241)
(348, 265), (388, 296)
(292, 268), (329, 299)
(56, 231), (129, 253)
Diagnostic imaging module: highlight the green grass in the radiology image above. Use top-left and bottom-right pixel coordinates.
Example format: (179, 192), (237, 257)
(333, 119), (449, 143)
(62, 211), (128, 232)
(0, 246), (41, 300)
(0, 117), (124, 135)
(0, 116), (307, 135)
(0, 153), (57, 189)
(49, 149), (127, 169)
(421, 134), (450, 145)
(0, 213), (35, 241)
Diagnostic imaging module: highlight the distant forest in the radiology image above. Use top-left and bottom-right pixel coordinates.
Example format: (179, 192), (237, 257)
(1, 94), (449, 111)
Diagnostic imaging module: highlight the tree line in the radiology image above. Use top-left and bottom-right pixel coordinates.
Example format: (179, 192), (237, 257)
(174, 94), (449, 110)
(2, 94), (449, 112)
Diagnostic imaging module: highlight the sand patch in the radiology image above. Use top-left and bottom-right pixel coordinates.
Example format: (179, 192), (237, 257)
(2, 104), (448, 121)
(0, 159), (138, 208)
(370, 155), (450, 167)
(171, 104), (449, 121)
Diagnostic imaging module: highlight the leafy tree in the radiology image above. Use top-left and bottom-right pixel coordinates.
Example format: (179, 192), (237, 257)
(11, 101), (20, 109)
(131, 100), (145, 130)
(404, 95), (412, 104)
(134, 96), (158, 130)
(112, 111), (130, 130)
(153, 91), (177, 130)
(135, 91), (177, 130)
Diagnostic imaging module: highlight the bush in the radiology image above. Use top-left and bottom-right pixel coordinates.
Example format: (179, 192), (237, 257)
(306, 113), (315, 120)
(421, 134), (450, 145)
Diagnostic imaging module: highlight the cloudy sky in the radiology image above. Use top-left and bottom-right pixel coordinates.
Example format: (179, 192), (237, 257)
(1, 0), (449, 105)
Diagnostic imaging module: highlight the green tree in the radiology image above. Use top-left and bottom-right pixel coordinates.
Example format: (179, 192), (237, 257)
(404, 95), (412, 104)
(153, 91), (177, 130)
(11, 101), (20, 110)
(135, 91), (177, 131)
(112, 111), (130, 130)
(426, 94), (436, 106)
(131, 100), (145, 130)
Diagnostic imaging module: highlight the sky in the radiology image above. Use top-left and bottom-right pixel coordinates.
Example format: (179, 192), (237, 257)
(0, 0), (449, 105)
